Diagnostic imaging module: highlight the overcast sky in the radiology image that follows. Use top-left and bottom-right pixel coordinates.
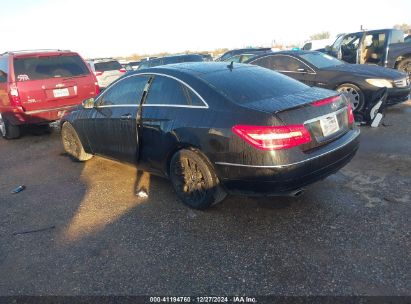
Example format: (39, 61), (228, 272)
(0, 0), (410, 58)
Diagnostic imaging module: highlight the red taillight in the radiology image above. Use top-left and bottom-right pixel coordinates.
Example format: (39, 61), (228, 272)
(311, 95), (340, 107)
(119, 68), (126, 73)
(232, 125), (312, 150)
(94, 82), (100, 95)
(8, 83), (23, 110)
(94, 71), (103, 76)
(347, 102), (354, 124)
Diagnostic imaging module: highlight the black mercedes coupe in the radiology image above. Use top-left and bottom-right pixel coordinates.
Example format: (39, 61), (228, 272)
(61, 62), (360, 209)
(246, 50), (410, 113)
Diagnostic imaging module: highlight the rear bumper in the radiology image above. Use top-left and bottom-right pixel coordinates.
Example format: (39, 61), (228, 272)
(3, 105), (78, 125)
(214, 128), (360, 196)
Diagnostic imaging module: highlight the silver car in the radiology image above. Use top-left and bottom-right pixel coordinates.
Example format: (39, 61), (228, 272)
(86, 58), (126, 89)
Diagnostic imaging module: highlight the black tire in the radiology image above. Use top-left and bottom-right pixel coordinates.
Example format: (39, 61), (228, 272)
(396, 58), (411, 76)
(61, 122), (93, 162)
(0, 114), (21, 139)
(336, 83), (365, 113)
(169, 149), (227, 210)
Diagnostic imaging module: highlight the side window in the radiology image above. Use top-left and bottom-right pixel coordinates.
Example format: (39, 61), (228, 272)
(302, 42), (312, 50)
(0, 57), (8, 83)
(138, 62), (149, 70)
(253, 56), (305, 72)
(341, 34), (361, 49)
(145, 76), (204, 106)
(183, 86), (205, 106)
(251, 56), (272, 68)
(269, 56), (305, 72)
(99, 75), (149, 106)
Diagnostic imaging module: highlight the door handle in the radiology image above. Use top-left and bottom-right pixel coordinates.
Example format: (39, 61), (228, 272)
(120, 113), (132, 120)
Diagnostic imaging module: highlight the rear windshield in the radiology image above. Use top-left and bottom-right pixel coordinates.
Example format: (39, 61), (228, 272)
(200, 66), (309, 104)
(94, 61), (122, 72)
(14, 55), (89, 81)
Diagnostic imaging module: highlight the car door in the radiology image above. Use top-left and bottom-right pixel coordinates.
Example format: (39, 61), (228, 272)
(140, 74), (207, 174)
(88, 74), (150, 164)
(338, 33), (363, 63)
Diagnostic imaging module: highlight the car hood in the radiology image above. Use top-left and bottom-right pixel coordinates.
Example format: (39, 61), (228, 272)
(323, 64), (404, 79)
(244, 87), (337, 113)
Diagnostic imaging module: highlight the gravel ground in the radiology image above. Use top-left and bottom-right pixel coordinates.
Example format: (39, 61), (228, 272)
(0, 102), (410, 296)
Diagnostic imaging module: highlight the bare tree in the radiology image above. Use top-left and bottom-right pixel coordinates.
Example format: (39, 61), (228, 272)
(309, 31), (330, 40)
(394, 23), (411, 34)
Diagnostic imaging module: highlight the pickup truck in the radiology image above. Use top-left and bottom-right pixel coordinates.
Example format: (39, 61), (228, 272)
(324, 29), (411, 76)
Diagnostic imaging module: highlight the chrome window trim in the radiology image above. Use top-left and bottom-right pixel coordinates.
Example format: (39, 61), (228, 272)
(95, 72), (208, 109)
(249, 54), (316, 75)
(215, 129), (359, 169)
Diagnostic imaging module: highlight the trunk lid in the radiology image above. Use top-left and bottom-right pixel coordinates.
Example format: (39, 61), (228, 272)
(245, 87), (351, 150)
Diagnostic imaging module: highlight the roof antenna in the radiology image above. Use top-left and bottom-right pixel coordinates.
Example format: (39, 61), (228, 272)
(227, 61), (234, 71)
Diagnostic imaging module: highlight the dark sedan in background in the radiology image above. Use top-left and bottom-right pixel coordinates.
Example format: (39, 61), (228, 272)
(215, 47), (272, 62)
(138, 54), (204, 69)
(246, 50), (410, 112)
(61, 62), (359, 210)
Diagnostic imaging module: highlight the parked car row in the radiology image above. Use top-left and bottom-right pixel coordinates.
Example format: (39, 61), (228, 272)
(86, 58), (127, 89)
(0, 30), (410, 209)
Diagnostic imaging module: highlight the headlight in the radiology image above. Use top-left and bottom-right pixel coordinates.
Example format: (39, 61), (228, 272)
(365, 79), (393, 88)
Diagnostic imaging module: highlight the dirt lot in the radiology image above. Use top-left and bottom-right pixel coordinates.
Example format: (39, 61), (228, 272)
(0, 103), (410, 296)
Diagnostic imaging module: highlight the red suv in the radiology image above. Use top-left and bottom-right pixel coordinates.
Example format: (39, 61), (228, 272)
(0, 49), (99, 139)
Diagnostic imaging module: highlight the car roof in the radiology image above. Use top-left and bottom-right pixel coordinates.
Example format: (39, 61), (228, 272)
(246, 50), (322, 61)
(132, 61), (256, 77)
(344, 28), (397, 36)
(1, 49), (75, 58)
(226, 47), (271, 52)
(87, 58), (119, 63)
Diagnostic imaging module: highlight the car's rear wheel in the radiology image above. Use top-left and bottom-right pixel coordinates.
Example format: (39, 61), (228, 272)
(61, 122), (93, 161)
(336, 83), (365, 112)
(397, 58), (411, 76)
(169, 149), (227, 210)
(0, 113), (21, 139)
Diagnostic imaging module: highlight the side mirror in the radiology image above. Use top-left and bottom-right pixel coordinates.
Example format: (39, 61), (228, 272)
(82, 97), (95, 109)
(325, 45), (331, 52)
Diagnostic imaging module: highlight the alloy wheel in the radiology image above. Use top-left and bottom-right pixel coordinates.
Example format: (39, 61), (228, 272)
(401, 62), (411, 76)
(62, 125), (79, 157)
(337, 86), (361, 110)
(174, 156), (207, 202)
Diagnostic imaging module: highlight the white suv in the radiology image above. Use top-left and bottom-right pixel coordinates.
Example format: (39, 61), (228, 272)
(86, 58), (126, 89)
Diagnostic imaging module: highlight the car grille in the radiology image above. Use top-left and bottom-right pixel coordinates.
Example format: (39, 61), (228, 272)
(394, 77), (409, 88)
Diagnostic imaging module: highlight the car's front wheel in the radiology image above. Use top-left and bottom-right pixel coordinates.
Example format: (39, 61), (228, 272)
(0, 113), (21, 139)
(61, 122), (93, 161)
(336, 83), (365, 112)
(397, 58), (411, 76)
(169, 149), (227, 210)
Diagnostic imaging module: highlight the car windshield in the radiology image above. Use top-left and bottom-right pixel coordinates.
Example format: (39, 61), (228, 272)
(200, 66), (309, 104)
(94, 61), (122, 72)
(14, 55), (89, 81)
(300, 52), (345, 68)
